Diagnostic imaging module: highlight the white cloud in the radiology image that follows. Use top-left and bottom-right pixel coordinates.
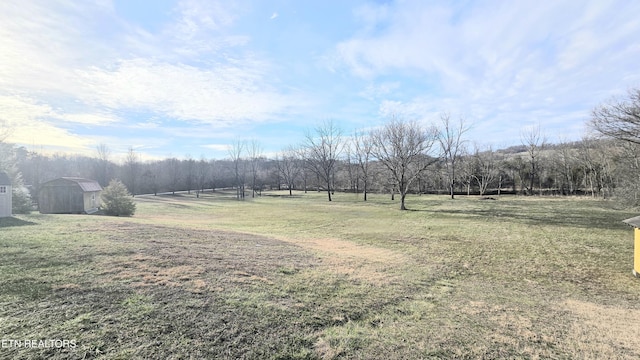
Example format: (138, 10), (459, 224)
(359, 82), (400, 101)
(202, 144), (229, 151)
(335, 0), (640, 144)
(336, 1), (640, 91)
(270, 12), (278, 20)
(78, 58), (292, 125)
(0, 1), (121, 94)
(162, 0), (249, 58)
(0, 0), (304, 154)
(173, 0), (237, 36)
(0, 96), (93, 150)
(60, 113), (121, 125)
(0, 93), (120, 151)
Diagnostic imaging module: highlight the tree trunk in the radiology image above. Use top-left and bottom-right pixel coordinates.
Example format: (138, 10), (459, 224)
(450, 167), (455, 199)
(529, 162), (535, 196)
(363, 181), (367, 202)
(539, 177), (543, 196)
(400, 192), (407, 210)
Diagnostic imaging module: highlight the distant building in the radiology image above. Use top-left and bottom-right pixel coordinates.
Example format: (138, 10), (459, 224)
(39, 177), (102, 214)
(0, 171), (11, 218)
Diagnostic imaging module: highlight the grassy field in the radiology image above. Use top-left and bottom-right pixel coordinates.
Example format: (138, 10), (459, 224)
(1, 191), (640, 359)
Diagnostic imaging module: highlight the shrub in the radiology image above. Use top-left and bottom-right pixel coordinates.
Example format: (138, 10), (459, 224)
(102, 179), (136, 216)
(12, 186), (33, 214)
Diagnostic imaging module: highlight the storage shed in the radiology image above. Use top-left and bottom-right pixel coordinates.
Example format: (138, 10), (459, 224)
(0, 171), (11, 218)
(39, 177), (102, 214)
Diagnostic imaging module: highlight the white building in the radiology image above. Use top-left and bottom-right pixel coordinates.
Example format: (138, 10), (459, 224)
(0, 171), (12, 218)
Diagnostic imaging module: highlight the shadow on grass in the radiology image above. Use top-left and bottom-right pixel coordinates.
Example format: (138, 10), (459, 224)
(262, 193), (304, 199)
(429, 207), (634, 230)
(139, 192), (243, 203)
(0, 216), (38, 228)
(171, 191), (250, 200)
(406, 198), (635, 231)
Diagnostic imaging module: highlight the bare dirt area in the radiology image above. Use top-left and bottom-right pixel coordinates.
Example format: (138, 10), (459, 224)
(93, 222), (319, 291)
(286, 237), (407, 285)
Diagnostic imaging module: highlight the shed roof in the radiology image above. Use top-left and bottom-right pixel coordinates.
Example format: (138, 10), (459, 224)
(61, 177), (103, 192)
(0, 171), (10, 185)
(623, 216), (640, 228)
(44, 177), (103, 192)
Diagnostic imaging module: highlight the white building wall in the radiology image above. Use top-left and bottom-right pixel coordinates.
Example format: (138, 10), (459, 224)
(0, 185), (12, 217)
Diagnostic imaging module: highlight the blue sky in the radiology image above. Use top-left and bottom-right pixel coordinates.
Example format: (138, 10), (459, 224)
(1, 0), (639, 161)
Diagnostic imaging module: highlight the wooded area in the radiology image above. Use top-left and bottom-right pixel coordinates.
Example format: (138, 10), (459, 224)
(1, 87), (640, 210)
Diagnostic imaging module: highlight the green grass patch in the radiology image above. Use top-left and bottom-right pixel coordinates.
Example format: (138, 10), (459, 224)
(1, 191), (640, 359)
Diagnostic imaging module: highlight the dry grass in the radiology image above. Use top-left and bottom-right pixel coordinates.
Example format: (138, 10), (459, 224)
(1, 191), (640, 359)
(298, 237), (406, 285)
(562, 299), (640, 358)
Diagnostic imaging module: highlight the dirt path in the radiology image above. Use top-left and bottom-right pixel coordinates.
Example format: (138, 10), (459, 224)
(283, 237), (409, 285)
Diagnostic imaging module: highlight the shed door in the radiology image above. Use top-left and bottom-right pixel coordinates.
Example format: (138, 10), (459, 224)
(52, 189), (82, 213)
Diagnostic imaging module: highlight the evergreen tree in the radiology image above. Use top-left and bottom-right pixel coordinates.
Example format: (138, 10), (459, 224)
(101, 179), (136, 216)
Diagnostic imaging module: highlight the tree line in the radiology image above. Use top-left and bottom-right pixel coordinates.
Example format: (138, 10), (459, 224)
(1, 87), (640, 211)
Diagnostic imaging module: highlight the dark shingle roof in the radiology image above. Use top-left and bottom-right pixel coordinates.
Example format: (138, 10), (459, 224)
(0, 171), (10, 185)
(60, 177), (102, 192)
(623, 216), (640, 228)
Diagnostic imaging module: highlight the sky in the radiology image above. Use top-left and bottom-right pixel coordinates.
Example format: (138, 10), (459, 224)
(1, 0), (639, 161)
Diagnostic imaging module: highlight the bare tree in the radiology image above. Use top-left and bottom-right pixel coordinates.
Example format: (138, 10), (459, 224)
(94, 143), (112, 187)
(228, 140), (246, 200)
(614, 141), (640, 205)
(353, 129), (375, 201)
(0, 119), (12, 143)
(184, 154), (195, 194)
(142, 165), (159, 196)
(578, 136), (612, 198)
(208, 159), (217, 192)
(124, 146), (139, 196)
(293, 147), (310, 193)
(504, 155), (527, 195)
(166, 157), (181, 195)
(248, 139), (263, 197)
(195, 155), (209, 198)
(521, 125), (546, 195)
(471, 145), (497, 196)
(590, 88), (640, 144)
(371, 116), (438, 210)
(438, 113), (470, 199)
(343, 144), (359, 193)
(553, 141), (581, 195)
(277, 146), (302, 196)
(458, 155), (475, 196)
(303, 120), (344, 201)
